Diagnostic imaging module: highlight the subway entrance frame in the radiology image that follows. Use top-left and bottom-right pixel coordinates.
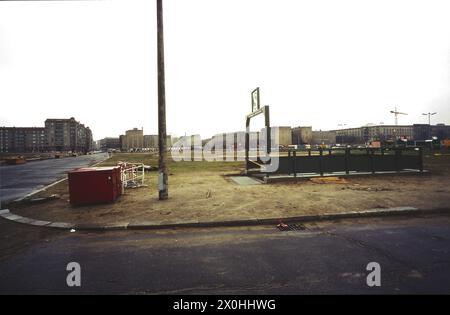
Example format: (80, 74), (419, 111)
(244, 88), (424, 179)
(245, 105), (271, 172)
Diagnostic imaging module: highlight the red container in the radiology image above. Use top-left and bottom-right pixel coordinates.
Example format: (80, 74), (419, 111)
(68, 166), (122, 206)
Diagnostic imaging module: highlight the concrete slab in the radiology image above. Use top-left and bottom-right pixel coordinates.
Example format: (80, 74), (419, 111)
(29, 220), (52, 227)
(260, 169), (428, 183)
(2, 214), (22, 221)
(15, 217), (36, 224)
(48, 222), (74, 229)
(229, 176), (262, 186)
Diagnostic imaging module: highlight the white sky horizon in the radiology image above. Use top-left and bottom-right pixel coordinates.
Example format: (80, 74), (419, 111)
(1, 0), (449, 141)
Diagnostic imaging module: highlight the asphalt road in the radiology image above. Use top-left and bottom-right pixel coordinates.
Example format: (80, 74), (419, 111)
(0, 152), (109, 205)
(0, 214), (449, 294)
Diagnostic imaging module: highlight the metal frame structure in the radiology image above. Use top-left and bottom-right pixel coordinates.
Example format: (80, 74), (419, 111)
(245, 105), (271, 172)
(244, 89), (423, 178)
(251, 87), (260, 113)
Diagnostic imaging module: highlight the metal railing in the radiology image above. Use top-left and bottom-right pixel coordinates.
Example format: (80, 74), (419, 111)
(118, 162), (145, 190)
(247, 147), (424, 176)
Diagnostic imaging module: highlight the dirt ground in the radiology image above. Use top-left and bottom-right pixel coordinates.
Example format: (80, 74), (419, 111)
(5, 153), (450, 225)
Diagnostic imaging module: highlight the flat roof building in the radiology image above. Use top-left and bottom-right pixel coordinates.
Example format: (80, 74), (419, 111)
(99, 137), (121, 151)
(45, 117), (92, 153)
(0, 127), (46, 153)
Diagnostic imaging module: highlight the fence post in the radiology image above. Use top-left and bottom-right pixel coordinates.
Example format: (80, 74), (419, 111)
(121, 167), (124, 194)
(419, 146), (423, 172)
(288, 150), (292, 175)
(293, 151), (297, 177)
(345, 148), (349, 174)
(370, 149), (375, 174)
(365, 148), (369, 172)
(395, 149), (400, 172)
(319, 148), (323, 176)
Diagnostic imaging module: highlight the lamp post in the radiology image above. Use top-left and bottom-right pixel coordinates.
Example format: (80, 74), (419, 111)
(422, 112), (437, 125)
(422, 112), (437, 142)
(157, 0), (168, 200)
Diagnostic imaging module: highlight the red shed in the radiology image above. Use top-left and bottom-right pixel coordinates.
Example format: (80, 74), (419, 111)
(68, 166), (122, 206)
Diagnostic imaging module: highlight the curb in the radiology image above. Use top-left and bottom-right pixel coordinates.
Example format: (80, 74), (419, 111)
(0, 207), (448, 232)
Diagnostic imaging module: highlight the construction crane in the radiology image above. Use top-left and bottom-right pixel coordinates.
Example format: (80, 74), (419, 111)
(390, 107), (408, 125)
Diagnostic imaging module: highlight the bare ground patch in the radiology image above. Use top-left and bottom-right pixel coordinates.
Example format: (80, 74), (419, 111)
(6, 163), (450, 225)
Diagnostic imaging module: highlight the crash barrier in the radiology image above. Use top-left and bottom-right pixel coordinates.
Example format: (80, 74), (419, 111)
(246, 147), (424, 176)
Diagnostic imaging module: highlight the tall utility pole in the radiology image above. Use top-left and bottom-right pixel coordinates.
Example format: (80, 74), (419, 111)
(422, 112), (437, 125)
(157, 0), (168, 200)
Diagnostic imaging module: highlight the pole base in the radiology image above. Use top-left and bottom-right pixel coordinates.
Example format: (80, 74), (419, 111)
(159, 190), (168, 200)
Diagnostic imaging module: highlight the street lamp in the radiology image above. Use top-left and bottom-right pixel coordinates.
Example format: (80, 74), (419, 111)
(422, 112), (437, 125)
(422, 112), (437, 150)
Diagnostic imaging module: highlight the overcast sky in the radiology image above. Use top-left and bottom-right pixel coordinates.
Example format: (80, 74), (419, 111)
(0, 0), (449, 140)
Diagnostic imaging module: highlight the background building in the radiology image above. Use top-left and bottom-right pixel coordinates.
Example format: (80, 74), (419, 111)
(413, 124), (430, 142)
(431, 124), (450, 140)
(99, 137), (121, 151)
(121, 128), (144, 151)
(0, 127), (46, 153)
(142, 134), (173, 150)
(45, 117), (92, 153)
(331, 124), (450, 145)
(311, 130), (337, 145)
(334, 127), (363, 144)
(144, 135), (158, 149)
(1, 117), (92, 153)
(85, 127), (93, 152)
(275, 126), (292, 147)
(292, 126), (312, 145)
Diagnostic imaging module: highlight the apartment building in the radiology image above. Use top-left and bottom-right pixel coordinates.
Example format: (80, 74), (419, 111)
(0, 127), (46, 153)
(292, 126), (313, 145)
(45, 117), (92, 153)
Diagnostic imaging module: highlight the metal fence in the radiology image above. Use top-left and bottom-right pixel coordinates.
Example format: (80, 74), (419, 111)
(247, 147), (424, 176)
